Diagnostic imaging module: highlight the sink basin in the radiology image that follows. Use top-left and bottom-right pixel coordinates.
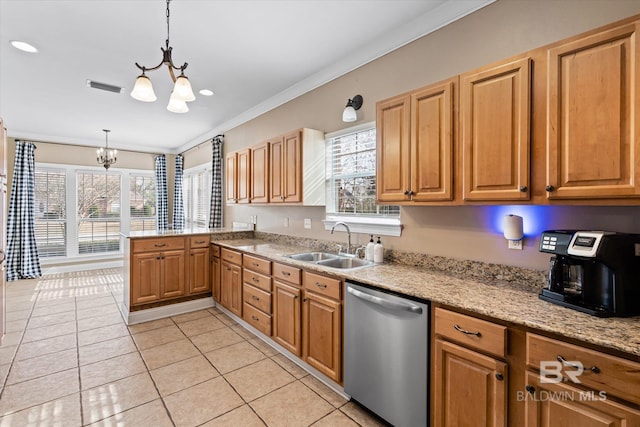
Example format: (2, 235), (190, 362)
(317, 257), (373, 269)
(286, 252), (340, 262)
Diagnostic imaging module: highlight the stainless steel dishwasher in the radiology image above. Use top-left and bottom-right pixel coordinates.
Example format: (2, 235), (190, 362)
(344, 281), (429, 427)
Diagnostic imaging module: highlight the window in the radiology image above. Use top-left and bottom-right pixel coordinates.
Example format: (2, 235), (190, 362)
(77, 172), (121, 254)
(129, 174), (156, 232)
(325, 123), (401, 235)
(184, 165), (211, 228)
(34, 168), (67, 257)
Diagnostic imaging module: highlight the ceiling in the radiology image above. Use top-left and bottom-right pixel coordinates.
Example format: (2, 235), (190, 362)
(0, 0), (492, 154)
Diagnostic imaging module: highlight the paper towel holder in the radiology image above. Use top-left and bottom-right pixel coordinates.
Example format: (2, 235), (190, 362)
(503, 214), (523, 250)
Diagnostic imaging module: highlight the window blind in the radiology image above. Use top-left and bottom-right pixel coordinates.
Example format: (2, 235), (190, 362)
(130, 174), (157, 232)
(34, 169), (67, 257)
(77, 172), (121, 254)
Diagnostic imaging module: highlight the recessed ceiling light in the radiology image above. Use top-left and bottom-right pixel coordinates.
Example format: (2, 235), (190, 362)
(10, 40), (38, 53)
(199, 89), (214, 96)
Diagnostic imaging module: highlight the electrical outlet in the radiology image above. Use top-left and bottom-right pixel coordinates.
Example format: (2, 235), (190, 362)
(283, 217), (289, 228)
(250, 215), (257, 224)
(304, 218), (312, 229)
(508, 240), (523, 250)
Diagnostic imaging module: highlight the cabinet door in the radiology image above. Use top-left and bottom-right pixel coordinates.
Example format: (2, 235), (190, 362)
(546, 22), (640, 199)
(188, 247), (210, 294)
(160, 250), (186, 299)
(461, 57), (531, 201)
(433, 339), (507, 427)
(302, 291), (342, 383)
(131, 252), (162, 304)
(251, 142), (269, 203)
(211, 254), (221, 303)
(282, 131), (302, 203)
(273, 280), (302, 356)
(269, 136), (285, 203)
(377, 94), (411, 202)
(411, 78), (456, 202)
(225, 152), (237, 204)
(236, 148), (251, 204)
(221, 262), (243, 316)
(523, 372), (640, 427)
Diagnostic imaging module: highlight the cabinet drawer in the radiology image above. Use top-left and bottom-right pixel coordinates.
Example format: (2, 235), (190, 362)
(189, 235), (210, 248)
(303, 271), (341, 300)
(243, 254), (272, 275)
(211, 244), (221, 258)
(526, 333), (640, 405)
(221, 248), (242, 265)
(434, 307), (507, 358)
(243, 270), (272, 292)
(132, 236), (185, 253)
(273, 262), (301, 285)
(243, 302), (272, 336)
(243, 283), (271, 314)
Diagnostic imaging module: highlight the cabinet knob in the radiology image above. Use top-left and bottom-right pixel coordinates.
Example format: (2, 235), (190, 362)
(281, 196), (285, 200)
(519, 186), (528, 192)
(403, 190), (409, 195)
(495, 372), (504, 381)
(545, 185), (555, 192)
(525, 384), (536, 394)
(409, 190), (415, 196)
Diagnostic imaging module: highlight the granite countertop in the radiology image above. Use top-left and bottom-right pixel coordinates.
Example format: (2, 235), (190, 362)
(213, 238), (640, 359)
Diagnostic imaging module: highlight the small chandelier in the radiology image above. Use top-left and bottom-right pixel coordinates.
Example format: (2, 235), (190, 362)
(130, 0), (195, 113)
(96, 129), (117, 170)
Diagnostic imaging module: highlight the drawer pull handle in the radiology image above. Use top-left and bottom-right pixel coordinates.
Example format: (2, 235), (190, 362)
(195, 240), (206, 244)
(251, 315), (259, 321)
(557, 355), (600, 373)
(454, 324), (482, 337)
(315, 282), (327, 289)
(281, 271), (291, 276)
(252, 295), (260, 301)
(252, 277), (259, 282)
(252, 262), (260, 267)
(154, 243), (166, 247)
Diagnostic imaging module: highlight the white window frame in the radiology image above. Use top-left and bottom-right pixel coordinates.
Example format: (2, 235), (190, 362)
(183, 163), (213, 228)
(323, 122), (403, 237)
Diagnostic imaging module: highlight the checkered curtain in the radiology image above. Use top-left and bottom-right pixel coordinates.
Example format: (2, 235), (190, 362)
(209, 136), (223, 228)
(173, 154), (185, 230)
(6, 141), (42, 281)
(155, 155), (169, 231)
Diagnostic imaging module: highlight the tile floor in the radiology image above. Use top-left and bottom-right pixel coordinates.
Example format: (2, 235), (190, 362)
(0, 268), (386, 426)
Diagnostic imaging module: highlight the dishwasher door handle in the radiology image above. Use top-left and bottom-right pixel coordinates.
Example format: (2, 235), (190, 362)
(347, 286), (423, 314)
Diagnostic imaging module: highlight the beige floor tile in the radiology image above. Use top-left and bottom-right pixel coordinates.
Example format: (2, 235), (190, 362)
(140, 338), (200, 370)
(4, 319), (28, 333)
(150, 355), (219, 396)
(224, 358), (295, 402)
(76, 304), (120, 320)
(250, 381), (334, 427)
(204, 341), (266, 374)
(0, 346), (17, 364)
(5, 309), (31, 322)
(0, 364), (10, 386)
(21, 320), (76, 343)
(75, 295), (115, 309)
(6, 301), (36, 313)
(34, 293), (75, 306)
(29, 301), (75, 317)
(190, 327), (244, 353)
(215, 313), (237, 326)
(271, 354), (309, 379)
(79, 335), (137, 366)
(78, 323), (129, 346)
(201, 404), (266, 427)
(248, 337), (279, 357)
(6, 347), (78, 385)
(14, 333), (77, 361)
(339, 402), (387, 427)
(0, 392), (81, 427)
(131, 324), (185, 350)
(176, 315), (226, 337)
(0, 368), (79, 415)
(230, 324), (257, 340)
(164, 377), (244, 427)
(208, 306), (223, 315)
(0, 332), (22, 348)
(300, 376), (348, 408)
(6, 294), (36, 305)
(80, 351), (147, 390)
(77, 312), (124, 332)
(127, 317), (174, 334)
(81, 372), (159, 424)
(171, 309), (213, 323)
(69, 285), (112, 298)
(87, 398), (173, 427)
(312, 409), (360, 426)
(27, 310), (76, 329)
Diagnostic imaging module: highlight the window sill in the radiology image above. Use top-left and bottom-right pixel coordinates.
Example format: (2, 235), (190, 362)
(323, 216), (403, 237)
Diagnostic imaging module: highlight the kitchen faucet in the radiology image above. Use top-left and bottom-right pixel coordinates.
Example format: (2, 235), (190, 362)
(331, 221), (351, 255)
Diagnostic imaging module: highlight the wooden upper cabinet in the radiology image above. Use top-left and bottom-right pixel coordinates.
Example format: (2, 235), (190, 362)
(461, 57), (531, 201)
(270, 131), (302, 203)
(250, 142), (269, 203)
(269, 136), (285, 203)
(225, 152), (237, 204)
(226, 149), (250, 204)
(546, 22), (640, 199)
(377, 94), (411, 202)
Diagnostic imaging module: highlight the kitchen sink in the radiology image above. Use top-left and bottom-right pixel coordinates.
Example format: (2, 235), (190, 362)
(284, 251), (373, 270)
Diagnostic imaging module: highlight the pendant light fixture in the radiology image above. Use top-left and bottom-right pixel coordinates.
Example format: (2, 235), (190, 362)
(130, 0), (195, 113)
(96, 129), (117, 170)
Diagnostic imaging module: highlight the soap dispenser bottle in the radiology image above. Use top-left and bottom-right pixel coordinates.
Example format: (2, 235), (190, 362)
(373, 236), (384, 263)
(366, 235), (375, 261)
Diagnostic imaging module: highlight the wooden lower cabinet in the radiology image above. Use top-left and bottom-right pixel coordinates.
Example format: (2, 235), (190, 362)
(433, 338), (508, 427)
(160, 250), (186, 298)
(220, 261), (242, 316)
(131, 249), (186, 304)
(273, 280), (302, 356)
(302, 291), (342, 383)
(188, 247), (210, 294)
(211, 245), (221, 302)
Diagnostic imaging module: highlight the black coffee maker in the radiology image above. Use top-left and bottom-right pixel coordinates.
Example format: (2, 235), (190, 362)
(539, 230), (640, 317)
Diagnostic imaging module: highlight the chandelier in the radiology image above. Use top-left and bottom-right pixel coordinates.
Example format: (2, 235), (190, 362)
(130, 0), (195, 113)
(96, 129), (117, 170)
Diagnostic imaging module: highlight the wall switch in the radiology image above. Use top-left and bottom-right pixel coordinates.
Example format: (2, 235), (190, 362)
(304, 218), (312, 229)
(250, 215), (257, 224)
(283, 217), (289, 228)
(508, 240), (523, 250)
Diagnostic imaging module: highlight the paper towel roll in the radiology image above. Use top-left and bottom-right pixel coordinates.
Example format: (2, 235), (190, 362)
(503, 214), (523, 240)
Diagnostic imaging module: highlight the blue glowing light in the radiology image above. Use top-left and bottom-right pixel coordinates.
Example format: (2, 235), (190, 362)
(489, 205), (552, 238)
